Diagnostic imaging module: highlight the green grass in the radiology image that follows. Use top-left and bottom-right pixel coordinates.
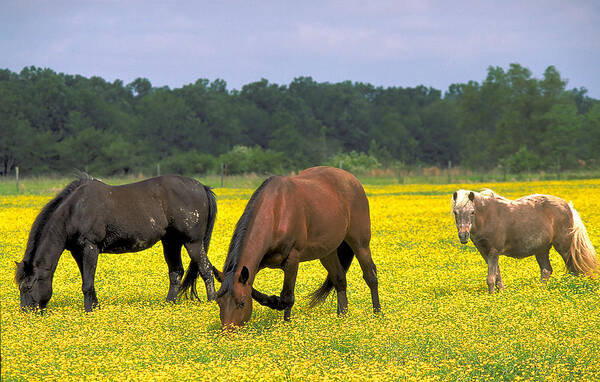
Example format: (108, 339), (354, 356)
(1, 181), (600, 380)
(0, 173), (271, 195)
(3, 168), (600, 196)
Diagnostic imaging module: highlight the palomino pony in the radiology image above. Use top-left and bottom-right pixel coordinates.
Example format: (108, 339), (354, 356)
(452, 189), (598, 293)
(15, 174), (217, 312)
(213, 166), (380, 327)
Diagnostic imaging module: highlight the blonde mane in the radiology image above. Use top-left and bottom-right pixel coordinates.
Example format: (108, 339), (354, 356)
(451, 188), (507, 210)
(451, 189), (473, 209)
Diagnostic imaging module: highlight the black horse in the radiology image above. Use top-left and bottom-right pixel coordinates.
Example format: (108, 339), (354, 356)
(15, 174), (217, 312)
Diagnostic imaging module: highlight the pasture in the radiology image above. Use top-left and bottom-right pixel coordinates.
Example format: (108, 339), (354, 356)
(1, 179), (600, 380)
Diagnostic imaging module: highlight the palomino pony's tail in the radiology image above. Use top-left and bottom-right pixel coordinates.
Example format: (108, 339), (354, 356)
(567, 203), (598, 277)
(309, 241), (354, 308)
(179, 185), (218, 300)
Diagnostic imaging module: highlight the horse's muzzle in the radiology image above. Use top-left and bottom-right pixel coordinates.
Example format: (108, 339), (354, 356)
(458, 232), (470, 244)
(20, 301), (39, 313)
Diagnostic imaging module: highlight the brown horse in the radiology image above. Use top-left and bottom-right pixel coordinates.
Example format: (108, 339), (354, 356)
(213, 166), (380, 327)
(452, 189), (598, 293)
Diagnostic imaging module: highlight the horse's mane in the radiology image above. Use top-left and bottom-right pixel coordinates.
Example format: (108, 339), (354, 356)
(452, 188), (508, 210)
(452, 189), (473, 209)
(479, 188), (510, 199)
(217, 176), (277, 297)
(15, 173), (94, 283)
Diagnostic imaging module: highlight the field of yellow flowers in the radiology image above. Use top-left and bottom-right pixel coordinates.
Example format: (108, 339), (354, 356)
(2, 179), (600, 380)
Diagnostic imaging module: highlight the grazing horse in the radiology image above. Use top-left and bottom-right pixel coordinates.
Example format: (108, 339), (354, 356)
(213, 166), (380, 327)
(15, 174), (217, 312)
(452, 189), (598, 293)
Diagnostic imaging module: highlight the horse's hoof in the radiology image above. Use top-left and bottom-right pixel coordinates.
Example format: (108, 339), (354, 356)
(84, 302), (99, 312)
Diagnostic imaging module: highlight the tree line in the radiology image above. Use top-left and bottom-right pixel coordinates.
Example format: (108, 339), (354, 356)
(1, 63), (598, 176)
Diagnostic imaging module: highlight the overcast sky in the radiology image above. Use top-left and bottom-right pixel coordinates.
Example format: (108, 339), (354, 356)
(2, 1), (599, 97)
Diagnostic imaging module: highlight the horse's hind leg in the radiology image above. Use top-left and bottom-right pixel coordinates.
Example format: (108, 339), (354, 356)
(319, 251), (349, 315)
(184, 241), (216, 301)
(347, 241), (381, 313)
(535, 249), (553, 282)
(553, 235), (576, 275)
(162, 239), (184, 302)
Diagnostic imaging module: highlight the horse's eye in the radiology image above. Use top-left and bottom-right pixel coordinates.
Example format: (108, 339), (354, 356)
(471, 211), (475, 215)
(237, 300), (245, 308)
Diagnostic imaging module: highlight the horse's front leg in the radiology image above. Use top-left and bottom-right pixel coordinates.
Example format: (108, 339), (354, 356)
(81, 242), (100, 312)
(251, 288), (283, 309)
(280, 250), (300, 321)
(485, 251), (501, 294)
(495, 265), (504, 291)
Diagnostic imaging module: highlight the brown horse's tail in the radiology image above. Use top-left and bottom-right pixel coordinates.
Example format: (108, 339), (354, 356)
(179, 185), (217, 300)
(309, 241), (354, 308)
(566, 203), (598, 277)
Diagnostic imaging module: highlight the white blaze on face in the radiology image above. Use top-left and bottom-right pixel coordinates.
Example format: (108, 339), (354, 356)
(452, 190), (476, 243)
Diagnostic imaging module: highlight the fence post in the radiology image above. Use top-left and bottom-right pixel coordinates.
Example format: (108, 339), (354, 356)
(447, 161), (452, 183)
(157, 163), (161, 176)
(339, 160), (342, 170)
(15, 166), (19, 193)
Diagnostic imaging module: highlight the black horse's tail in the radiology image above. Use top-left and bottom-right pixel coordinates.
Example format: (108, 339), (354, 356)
(201, 185), (217, 255)
(309, 241), (354, 308)
(179, 185), (217, 300)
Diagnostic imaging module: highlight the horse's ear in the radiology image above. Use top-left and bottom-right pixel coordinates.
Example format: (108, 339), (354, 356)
(239, 266), (249, 284)
(212, 266), (224, 283)
(468, 192), (475, 201)
(453, 191), (457, 201)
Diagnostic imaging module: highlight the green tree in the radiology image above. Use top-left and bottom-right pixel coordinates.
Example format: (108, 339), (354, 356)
(540, 103), (581, 169)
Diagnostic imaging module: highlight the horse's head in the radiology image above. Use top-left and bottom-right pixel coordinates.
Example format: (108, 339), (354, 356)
(214, 265), (253, 328)
(15, 261), (52, 311)
(452, 190), (477, 244)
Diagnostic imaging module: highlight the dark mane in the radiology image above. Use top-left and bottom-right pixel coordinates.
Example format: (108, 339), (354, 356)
(218, 176), (277, 296)
(15, 173), (94, 283)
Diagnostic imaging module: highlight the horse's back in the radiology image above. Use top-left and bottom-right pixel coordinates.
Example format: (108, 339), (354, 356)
(111, 175), (211, 241)
(290, 167), (370, 253)
(512, 194), (571, 226)
(294, 166), (367, 203)
(64, 175), (210, 252)
(489, 193), (572, 257)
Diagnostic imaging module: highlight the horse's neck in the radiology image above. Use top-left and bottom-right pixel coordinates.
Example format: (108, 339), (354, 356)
(32, 213), (68, 277)
(473, 198), (504, 235)
(238, 213), (275, 284)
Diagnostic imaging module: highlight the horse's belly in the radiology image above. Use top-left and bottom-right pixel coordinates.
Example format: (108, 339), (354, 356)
(101, 234), (160, 254)
(504, 232), (551, 258)
(300, 245), (335, 262)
